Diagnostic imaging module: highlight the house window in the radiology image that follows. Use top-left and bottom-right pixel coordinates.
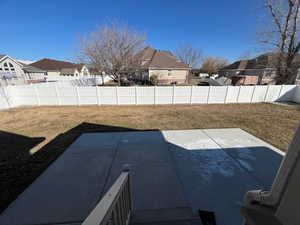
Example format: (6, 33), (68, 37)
(9, 63), (15, 71)
(168, 69), (172, 76)
(3, 63), (9, 71)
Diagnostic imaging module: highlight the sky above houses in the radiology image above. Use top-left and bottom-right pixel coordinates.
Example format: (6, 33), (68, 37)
(1, 0), (264, 63)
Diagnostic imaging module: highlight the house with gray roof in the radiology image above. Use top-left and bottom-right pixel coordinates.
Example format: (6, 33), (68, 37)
(136, 47), (190, 84)
(219, 53), (300, 85)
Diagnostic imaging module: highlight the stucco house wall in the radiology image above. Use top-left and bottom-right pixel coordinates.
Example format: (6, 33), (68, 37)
(149, 69), (188, 84)
(45, 71), (61, 76)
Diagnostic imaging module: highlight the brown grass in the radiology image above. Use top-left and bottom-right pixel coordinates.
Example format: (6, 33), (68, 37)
(0, 103), (299, 212)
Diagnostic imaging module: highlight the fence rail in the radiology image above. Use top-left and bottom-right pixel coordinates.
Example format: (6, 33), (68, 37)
(0, 85), (299, 109)
(82, 171), (131, 225)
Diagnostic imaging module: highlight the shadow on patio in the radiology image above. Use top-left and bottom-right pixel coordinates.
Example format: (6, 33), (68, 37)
(0, 122), (158, 213)
(0, 127), (284, 225)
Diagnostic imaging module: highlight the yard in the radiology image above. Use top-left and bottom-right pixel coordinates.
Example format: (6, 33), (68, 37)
(0, 103), (299, 213)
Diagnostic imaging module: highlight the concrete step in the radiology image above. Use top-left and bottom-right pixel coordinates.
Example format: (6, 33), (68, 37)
(130, 207), (202, 225)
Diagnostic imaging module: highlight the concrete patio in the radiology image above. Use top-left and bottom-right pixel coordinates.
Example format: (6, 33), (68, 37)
(0, 128), (284, 225)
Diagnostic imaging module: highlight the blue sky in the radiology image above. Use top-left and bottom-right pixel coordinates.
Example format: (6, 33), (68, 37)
(1, 0), (262, 63)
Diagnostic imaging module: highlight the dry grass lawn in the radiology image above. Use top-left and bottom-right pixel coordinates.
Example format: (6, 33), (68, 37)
(0, 103), (299, 213)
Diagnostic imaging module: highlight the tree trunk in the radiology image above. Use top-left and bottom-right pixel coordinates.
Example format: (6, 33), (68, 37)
(118, 75), (121, 86)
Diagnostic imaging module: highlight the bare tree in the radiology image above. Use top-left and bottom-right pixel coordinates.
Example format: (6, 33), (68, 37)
(174, 45), (203, 68)
(260, 0), (300, 84)
(80, 22), (146, 85)
(201, 56), (228, 75)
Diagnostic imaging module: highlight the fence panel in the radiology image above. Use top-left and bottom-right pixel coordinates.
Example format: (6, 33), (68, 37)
(156, 86), (173, 104)
(137, 87), (155, 105)
(174, 86), (192, 104)
(208, 86), (227, 104)
(278, 85), (296, 102)
(78, 87), (98, 105)
(225, 86), (240, 103)
(0, 84), (299, 109)
(99, 87), (118, 105)
(14, 86), (38, 106)
(36, 86), (59, 106)
(265, 85), (282, 102)
(251, 86), (269, 102)
(58, 87), (78, 105)
(0, 87), (9, 109)
(293, 86), (300, 103)
(190, 86), (210, 104)
(238, 86), (255, 103)
(118, 87), (136, 105)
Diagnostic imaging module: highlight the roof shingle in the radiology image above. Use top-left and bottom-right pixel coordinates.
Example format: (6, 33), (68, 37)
(30, 58), (77, 71)
(139, 47), (189, 69)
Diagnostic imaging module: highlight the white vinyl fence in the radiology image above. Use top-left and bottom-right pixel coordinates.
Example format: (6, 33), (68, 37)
(45, 75), (112, 86)
(294, 85), (300, 103)
(0, 85), (299, 109)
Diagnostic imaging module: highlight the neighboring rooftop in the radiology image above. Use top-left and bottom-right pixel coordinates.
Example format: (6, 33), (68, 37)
(17, 60), (36, 65)
(221, 52), (300, 71)
(139, 47), (189, 69)
(30, 58), (77, 71)
(22, 65), (46, 73)
(61, 67), (78, 74)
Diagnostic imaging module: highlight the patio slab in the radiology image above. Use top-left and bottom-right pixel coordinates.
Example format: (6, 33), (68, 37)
(0, 129), (284, 225)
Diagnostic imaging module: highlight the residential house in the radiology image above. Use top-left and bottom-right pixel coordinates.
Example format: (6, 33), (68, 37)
(0, 54), (25, 79)
(22, 65), (46, 82)
(136, 47), (190, 84)
(0, 55), (46, 84)
(30, 58), (90, 77)
(219, 53), (300, 85)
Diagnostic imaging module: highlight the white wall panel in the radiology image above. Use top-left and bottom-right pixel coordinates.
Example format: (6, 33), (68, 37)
(225, 86), (240, 103)
(251, 86), (269, 103)
(156, 87), (173, 104)
(118, 87), (136, 105)
(190, 86), (210, 104)
(137, 87), (155, 105)
(174, 86), (191, 104)
(238, 86), (255, 103)
(98, 87), (117, 105)
(208, 86), (227, 104)
(265, 85), (282, 102)
(278, 85), (296, 102)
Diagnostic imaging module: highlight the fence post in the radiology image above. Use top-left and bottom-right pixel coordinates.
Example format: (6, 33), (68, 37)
(154, 86), (156, 105)
(96, 86), (100, 106)
(190, 86), (193, 104)
(224, 86), (229, 104)
(2, 86), (11, 108)
(135, 86), (138, 105)
(250, 85), (256, 103)
(116, 86), (119, 105)
(172, 85), (175, 104)
(264, 85), (270, 102)
(207, 86), (211, 104)
(55, 84), (61, 106)
(76, 87), (80, 106)
(236, 86), (241, 103)
(277, 85), (284, 100)
(34, 86), (40, 106)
